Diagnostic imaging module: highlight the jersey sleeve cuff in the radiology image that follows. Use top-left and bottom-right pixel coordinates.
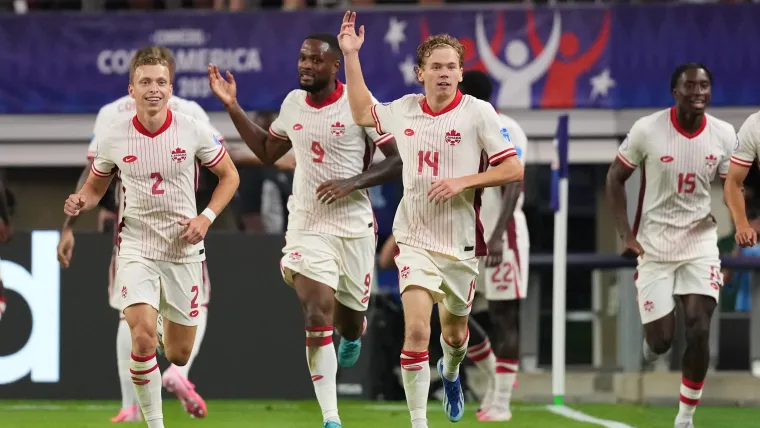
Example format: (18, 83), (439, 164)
(616, 153), (637, 169)
(87, 152), (96, 160)
(203, 145), (227, 168)
(91, 163), (115, 177)
(488, 148), (517, 166)
(730, 155), (754, 168)
(268, 127), (288, 141)
(370, 104), (385, 135)
(374, 133), (394, 146)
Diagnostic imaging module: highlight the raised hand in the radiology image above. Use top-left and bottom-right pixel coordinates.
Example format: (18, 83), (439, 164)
(208, 63), (237, 108)
(337, 10), (365, 55)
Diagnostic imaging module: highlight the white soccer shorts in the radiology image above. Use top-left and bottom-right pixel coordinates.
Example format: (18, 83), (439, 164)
(635, 255), (722, 324)
(280, 230), (376, 312)
(394, 242), (479, 317)
(115, 254), (204, 326)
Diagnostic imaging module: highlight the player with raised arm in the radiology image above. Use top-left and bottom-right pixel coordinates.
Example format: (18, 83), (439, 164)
(208, 32), (400, 428)
(724, 111), (760, 248)
(338, 12), (523, 427)
(0, 174), (12, 322)
(55, 46), (251, 422)
(63, 54), (239, 428)
(606, 63), (734, 428)
(458, 70), (530, 422)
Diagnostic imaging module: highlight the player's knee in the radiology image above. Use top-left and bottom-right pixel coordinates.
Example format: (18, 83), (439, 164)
(131, 329), (158, 355)
(684, 313), (711, 345)
(165, 345), (192, 366)
(442, 328), (469, 348)
(404, 319), (431, 349)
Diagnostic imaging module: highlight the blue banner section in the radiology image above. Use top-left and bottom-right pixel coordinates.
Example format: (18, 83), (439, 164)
(550, 115), (568, 213)
(0, 5), (756, 114)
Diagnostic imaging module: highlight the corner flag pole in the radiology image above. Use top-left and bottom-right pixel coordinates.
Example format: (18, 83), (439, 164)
(550, 114), (570, 406)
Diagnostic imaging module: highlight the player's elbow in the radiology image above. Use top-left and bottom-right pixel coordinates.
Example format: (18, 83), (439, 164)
(350, 105), (374, 128)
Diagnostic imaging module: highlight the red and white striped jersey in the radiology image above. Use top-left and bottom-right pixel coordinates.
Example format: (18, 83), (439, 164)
(91, 110), (227, 263)
(269, 81), (393, 238)
(617, 107), (735, 261)
(371, 91), (517, 260)
(87, 95), (224, 159)
(480, 113), (528, 241)
(730, 111), (760, 169)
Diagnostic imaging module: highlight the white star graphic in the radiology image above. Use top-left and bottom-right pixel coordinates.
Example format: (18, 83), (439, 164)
(384, 17), (407, 54)
(398, 56), (417, 86)
(590, 68), (616, 100)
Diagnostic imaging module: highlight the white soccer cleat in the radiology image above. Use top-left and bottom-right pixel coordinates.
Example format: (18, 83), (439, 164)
(477, 406), (513, 422)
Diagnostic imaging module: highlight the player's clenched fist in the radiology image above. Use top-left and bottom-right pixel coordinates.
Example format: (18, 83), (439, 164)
(64, 194), (87, 216)
(621, 235), (644, 259)
(735, 225), (757, 248)
(178, 216), (211, 245)
(337, 11), (365, 55)
(428, 177), (466, 205)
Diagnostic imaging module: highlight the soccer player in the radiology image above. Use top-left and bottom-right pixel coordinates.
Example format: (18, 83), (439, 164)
(0, 174), (12, 321)
(458, 70), (529, 422)
(725, 111), (760, 249)
(55, 46), (243, 422)
(338, 11), (524, 427)
(63, 53), (239, 428)
(606, 63), (734, 428)
(208, 33), (401, 428)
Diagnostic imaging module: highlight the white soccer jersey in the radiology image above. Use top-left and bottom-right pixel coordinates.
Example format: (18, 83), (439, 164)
(268, 81), (393, 238)
(91, 110), (227, 263)
(730, 111), (760, 170)
(371, 91), (517, 260)
(480, 113), (529, 241)
(617, 107), (735, 261)
(87, 95), (224, 159)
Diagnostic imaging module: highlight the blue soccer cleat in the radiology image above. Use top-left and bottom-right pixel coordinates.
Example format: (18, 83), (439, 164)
(337, 337), (361, 368)
(324, 421), (342, 428)
(437, 357), (464, 422)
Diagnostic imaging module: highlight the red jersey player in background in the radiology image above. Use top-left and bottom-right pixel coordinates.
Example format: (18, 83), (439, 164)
(208, 32), (401, 428)
(725, 110), (760, 248)
(338, 11), (524, 427)
(606, 63), (735, 428)
(55, 46), (260, 422)
(458, 70), (530, 422)
(0, 174), (12, 321)
(63, 54), (239, 428)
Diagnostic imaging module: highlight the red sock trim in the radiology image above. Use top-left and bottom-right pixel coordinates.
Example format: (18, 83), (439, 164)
(468, 340), (490, 354)
(305, 325), (334, 332)
(681, 376), (704, 391)
(496, 358), (520, 365)
(470, 348), (493, 363)
(442, 329), (469, 349)
(680, 394), (700, 406)
(130, 364), (158, 375)
(130, 352), (155, 363)
(305, 335), (333, 346)
(401, 349), (430, 365)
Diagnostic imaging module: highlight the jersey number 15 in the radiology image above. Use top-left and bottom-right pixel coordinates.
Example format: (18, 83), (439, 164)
(677, 172), (696, 194)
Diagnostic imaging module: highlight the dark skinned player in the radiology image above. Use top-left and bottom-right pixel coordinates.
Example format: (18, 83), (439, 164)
(0, 175), (12, 321)
(606, 63), (735, 428)
(208, 33), (401, 428)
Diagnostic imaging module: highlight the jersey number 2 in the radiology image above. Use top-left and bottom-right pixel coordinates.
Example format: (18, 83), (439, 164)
(417, 150), (439, 176)
(189, 285), (199, 318)
(677, 172), (696, 194)
(312, 141), (325, 163)
(151, 172), (164, 195)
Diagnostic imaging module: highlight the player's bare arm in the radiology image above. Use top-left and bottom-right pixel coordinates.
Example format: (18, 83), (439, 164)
(64, 171), (114, 216)
(226, 143), (297, 171)
(338, 11), (375, 127)
(485, 182), (522, 267)
(378, 235), (398, 270)
(605, 157), (644, 258)
(179, 153), (239, 245)
(724, 162), (757, 247)
(428, 155), (523, 205)
(208, 63), (293, 165)
(316, 139), (401, 204)
(0, 176), (12, 244)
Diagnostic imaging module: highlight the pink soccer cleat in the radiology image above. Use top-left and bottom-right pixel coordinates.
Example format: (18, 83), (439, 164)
(0, 297), (6, 322)
(477, 406), (513, 422)
(110, 405), (142, 422)
(162, 365), (207, 418)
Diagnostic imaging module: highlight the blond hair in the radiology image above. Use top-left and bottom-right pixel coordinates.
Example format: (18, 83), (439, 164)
(129, 55), (172, 84)
(416, 34), (465, 69)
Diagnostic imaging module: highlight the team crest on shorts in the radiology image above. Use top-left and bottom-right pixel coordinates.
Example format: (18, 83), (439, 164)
(331, 122), (346, 136)
(121, 286), (128, 298)
(289, 251), (303, 262)
(445, 129), (461, 146)
(400, 266), (410, 279)
(171, 147), (187, 163)
(643, 300), (654, 312)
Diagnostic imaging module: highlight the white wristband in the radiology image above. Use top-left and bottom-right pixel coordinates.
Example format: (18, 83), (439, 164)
(201, 208), (217, 223)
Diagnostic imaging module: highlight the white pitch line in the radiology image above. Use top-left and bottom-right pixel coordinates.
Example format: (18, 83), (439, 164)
(546, 405), (636, 428)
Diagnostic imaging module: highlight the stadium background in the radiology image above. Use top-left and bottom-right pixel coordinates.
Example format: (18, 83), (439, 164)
(3, 1), (760, 427)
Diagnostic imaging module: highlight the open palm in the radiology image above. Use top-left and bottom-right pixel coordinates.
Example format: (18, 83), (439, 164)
(338, 11), (365, 55)
(208, 63), (237, 107)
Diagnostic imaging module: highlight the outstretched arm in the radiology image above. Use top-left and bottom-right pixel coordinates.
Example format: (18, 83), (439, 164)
(339, 11), (376, 127)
